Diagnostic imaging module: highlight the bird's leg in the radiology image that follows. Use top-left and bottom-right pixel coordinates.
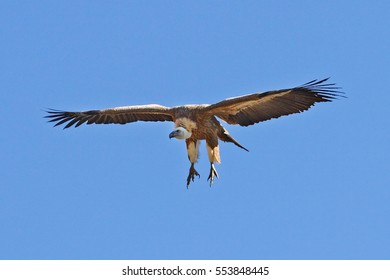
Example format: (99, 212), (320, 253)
(186, 163), (200, 188)
(207, 163), (219, 186)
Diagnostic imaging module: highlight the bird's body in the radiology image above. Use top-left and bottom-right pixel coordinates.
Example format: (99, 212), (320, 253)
(46, 78), (342, 187)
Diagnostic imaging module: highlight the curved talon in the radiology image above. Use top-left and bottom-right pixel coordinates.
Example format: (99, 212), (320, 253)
(186, 164), (200, 188)
(207, 164), (219, 187)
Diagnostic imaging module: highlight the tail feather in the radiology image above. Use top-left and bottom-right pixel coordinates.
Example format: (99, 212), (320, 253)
(218, 127), (249, 152)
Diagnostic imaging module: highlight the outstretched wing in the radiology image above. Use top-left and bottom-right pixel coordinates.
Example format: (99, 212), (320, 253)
(45, 104), (174, 129)
(205, 78), (343, 126)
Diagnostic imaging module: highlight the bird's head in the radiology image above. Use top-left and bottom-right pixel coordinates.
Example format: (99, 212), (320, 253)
(169, 127), (192, 140)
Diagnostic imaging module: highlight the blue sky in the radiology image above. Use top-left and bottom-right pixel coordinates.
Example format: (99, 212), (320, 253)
(1, 0), (389, 260)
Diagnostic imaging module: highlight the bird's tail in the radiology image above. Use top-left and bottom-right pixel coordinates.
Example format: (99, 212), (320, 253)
(218, 127), (249, 152)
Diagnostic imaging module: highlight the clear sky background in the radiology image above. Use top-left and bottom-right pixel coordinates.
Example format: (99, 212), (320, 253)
(1, 1), (389, 260)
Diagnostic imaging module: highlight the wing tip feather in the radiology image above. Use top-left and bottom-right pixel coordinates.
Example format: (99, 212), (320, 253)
(299, 77), (345, 101)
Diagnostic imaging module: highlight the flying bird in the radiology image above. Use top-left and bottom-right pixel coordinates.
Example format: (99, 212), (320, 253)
(45, 78), (342, 187)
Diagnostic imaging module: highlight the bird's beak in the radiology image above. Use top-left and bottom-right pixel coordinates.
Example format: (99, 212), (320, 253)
(169, 131), (177, 139)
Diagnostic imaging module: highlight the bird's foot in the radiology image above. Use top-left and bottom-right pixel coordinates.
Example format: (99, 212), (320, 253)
(207, 164), (219, 187)
(186, 164), (200, 188)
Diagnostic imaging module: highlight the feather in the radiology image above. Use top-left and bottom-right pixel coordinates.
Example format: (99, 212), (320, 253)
(45, 105), (174, 128)
(205, 78), (344, 126)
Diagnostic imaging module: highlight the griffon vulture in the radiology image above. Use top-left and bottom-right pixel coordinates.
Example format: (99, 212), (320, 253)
(45, 78), (342, 187)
